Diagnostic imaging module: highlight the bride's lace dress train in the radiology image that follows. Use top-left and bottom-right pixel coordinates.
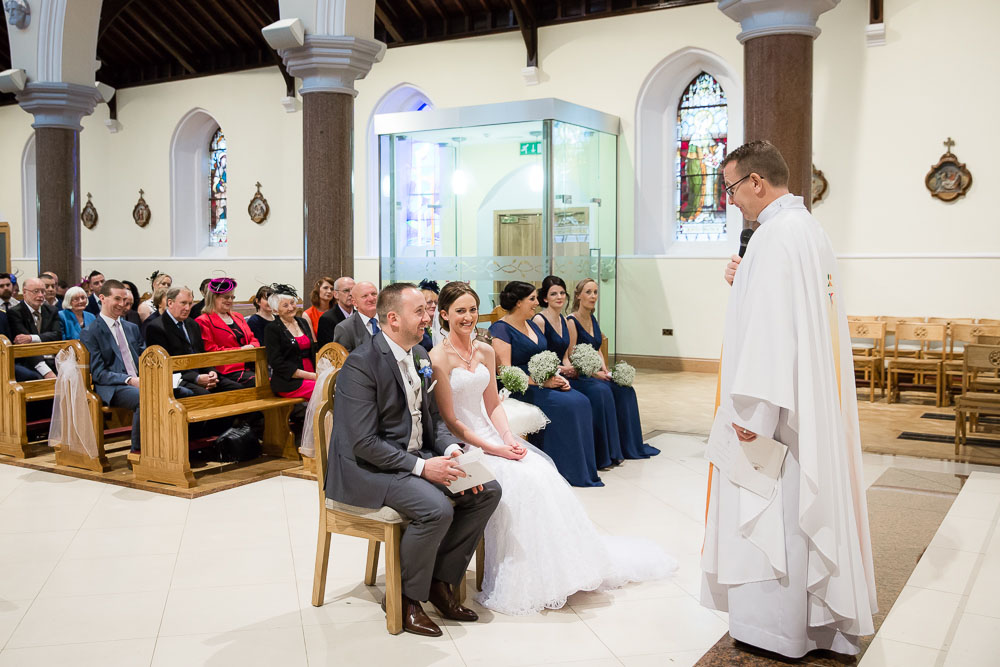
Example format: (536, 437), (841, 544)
(449, 364), (677, 616)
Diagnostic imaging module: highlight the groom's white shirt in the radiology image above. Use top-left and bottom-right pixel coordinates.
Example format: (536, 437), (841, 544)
(383, 333), (461, 478)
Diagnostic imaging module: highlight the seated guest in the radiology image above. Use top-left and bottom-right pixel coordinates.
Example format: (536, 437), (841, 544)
(145, 286), (243, 395)
(263, 285), (318, 399)
(302, 275), (336, 335)
(0, 273), (17, 312)
(533, 275), (622, 469)
(139, 287), (167, 340)
(333, 281), (379, 352)
(196, 277), (259, 387)
(40, 273), (61, 311)
(9, 277), (64, 381)
(56, 279), (68, 303)
(489, 280), (601, 487)
(190, 278), (211, 319)
(80, 280), (144, 453)
(246, 285), (276, 343)
(58, 286), (96, 340)
(120, 280), (143, 328)
(316, 275), (355, 347)
(138, 271), (172, 321)
(418, 279), (439, 352)
(568, 278), (659, 459)
(85, 271), (104, 315)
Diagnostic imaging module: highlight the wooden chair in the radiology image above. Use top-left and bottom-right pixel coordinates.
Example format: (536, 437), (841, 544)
(300, 343), (350, 475)
(132, 346), (305, 488)
(943, 324), (1000, 405)
(849, 321), (885, 402)
(887, 322), (947, 406)
(977, 335), (1000, 345)
(879, 316), (924, 359)
(978, 319), (1000, 326)
(954, 344), (1000, 453)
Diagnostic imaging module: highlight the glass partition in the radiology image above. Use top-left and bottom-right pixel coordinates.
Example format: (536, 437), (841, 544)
(378, 111), (618, 355)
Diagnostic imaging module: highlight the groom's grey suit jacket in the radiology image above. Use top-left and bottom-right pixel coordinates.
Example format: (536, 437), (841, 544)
(327, 331), (461, 509)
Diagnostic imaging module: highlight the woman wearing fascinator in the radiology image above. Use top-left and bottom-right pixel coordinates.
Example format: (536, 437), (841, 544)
(262, 284), (319, 399)
(430, 281), (676, 616)
(138, 270), (172, 322)
(195, 277), (260, 388)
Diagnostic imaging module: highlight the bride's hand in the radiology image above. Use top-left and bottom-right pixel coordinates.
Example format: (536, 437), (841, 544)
(487, 442), (527, 460)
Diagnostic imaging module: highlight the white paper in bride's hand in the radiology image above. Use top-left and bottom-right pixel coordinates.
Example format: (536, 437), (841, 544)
(732, 436), (787, 499)
(446, 447), (496, 494)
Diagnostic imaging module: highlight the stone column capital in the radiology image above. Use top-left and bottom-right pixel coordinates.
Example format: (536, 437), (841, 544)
(718, 0), (840, 42)
(279, 35), (385, 97)
(16, 82), (103, 131)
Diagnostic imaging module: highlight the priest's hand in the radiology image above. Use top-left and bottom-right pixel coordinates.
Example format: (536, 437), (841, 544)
(724, 254), (741, 286)
(732, 422), (757, 443)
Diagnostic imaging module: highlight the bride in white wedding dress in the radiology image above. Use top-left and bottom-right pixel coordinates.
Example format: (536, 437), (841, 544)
(428, 282), (676, 616)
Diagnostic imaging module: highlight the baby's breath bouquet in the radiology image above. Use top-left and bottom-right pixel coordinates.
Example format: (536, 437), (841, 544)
(497, 365), (529, 396)
(527, 350), (560, 385)
(611, 360), (636, 387)
(569, 343), (603, 377)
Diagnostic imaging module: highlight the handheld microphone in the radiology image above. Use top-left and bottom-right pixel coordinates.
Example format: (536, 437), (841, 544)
(738, 228), (754, 258)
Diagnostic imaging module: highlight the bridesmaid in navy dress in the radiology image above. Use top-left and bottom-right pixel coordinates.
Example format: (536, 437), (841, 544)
(489, 281), (602, 487)
(533, 276), (623, 469)
(568, 278), (660, 459)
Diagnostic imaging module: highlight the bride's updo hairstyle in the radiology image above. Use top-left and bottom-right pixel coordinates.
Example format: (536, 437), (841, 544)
(499, 281), (535, 312)
(437, 281), (479, 332)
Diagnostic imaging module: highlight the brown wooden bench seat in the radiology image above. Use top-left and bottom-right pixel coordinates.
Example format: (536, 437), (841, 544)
(132, 345), (306, 488)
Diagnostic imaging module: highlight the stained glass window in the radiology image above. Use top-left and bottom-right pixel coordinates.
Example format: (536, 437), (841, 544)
(209, 128), (228, 247)
(675, 72), (728, 242)
(405, 141), (441, 247)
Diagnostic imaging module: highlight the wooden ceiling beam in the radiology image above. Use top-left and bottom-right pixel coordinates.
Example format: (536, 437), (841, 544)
(98, 0), (142, 40)
(427, 0), (448, 21)
(169, 2), (226, 52)
(227, 0), (269, 45)
(202, 0), (257, 44)
(403, 0), (429, 38)
(126, 5), (198, 73)
(508, 0), (537, 67)
(109, 21), (163, 67)
(185, 2), (244, 49)
(375, 4), (406, 43)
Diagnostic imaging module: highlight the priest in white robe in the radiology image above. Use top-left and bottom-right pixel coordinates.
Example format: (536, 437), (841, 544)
(701, 140), (877, 658)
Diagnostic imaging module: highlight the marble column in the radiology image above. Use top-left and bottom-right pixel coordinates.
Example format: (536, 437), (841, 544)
(16, 83), (102, 282)
(279, 36), (384, 292)
(719, 0), (840, 210)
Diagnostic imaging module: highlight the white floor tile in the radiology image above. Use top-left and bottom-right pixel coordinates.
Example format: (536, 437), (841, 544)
(0, 599), (32, 648)
(151, 627), (307, 667)
(620, 651), (708, 667)
(79, 489), (189, 530)
(158, 582), (301, 637)
(523, 660), (623, 667)
(927, 515), (993, 553)
(7, 591), (167, 648)
(303, 621), (465, 667)
(0, 501), (95, 533)
(296, 576), (388, 626)
(0, 477), (106, 509)
(946, 490), (1000, 522)
(0, 530), (75, 565)
(942, 613), (1000, 667)
(875, 586), (963, 650)
(905, 546), (980, 594)
(179, 518), (291, 555)
(962, 472), (1000, 495)
(858, 637), (943, 667)
(574, 596), (728, 656)
(0, 638), (156, 667)
(964, 557), (1000, 618)
(64, 523), (184, 560)
(170, 546), (295, 590)
(38, 553), (175, 599)
(0, 558), (59, 600)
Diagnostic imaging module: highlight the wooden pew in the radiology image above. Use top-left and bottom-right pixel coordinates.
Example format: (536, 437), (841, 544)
(132, 345), (306, 488)
(0, 336), (116, 472)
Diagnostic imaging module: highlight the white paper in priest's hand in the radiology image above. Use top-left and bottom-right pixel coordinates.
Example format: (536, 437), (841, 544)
(731, 435), (788, 500)
(445, 447), (497, 495)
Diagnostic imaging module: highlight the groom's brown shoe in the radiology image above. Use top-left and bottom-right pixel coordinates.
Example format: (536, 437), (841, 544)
(382, 594), (443, 637)
(428, 579), (479, 622)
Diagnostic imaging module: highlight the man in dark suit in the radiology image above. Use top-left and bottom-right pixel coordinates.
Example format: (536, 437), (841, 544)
(332, 281), (379, 352)
(328, 283), (500, 637)
(40, 272), (62, 311)
(80, 279), (144, 452)
(144, 286), (242, 395)
(9, 277), (64, 380)
(316, 275), (355, 347)
(84, 271), (104, 316)
(0, 273), (17, 313)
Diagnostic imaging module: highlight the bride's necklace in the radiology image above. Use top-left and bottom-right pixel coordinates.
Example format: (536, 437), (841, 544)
(445, 336), (477, 369)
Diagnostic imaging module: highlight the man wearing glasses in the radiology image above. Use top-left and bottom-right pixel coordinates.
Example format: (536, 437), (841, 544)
(9, 277), (64, 380)
(701, 141), (876, 659)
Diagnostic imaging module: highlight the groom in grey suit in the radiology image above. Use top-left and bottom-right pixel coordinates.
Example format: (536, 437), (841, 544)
(327, 283), (501, 637)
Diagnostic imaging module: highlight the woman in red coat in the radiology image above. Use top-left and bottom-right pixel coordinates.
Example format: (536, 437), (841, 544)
(195, 277), (259, 387)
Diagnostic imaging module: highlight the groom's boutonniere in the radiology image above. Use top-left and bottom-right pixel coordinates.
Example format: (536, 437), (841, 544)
(414, 355), (435, 392)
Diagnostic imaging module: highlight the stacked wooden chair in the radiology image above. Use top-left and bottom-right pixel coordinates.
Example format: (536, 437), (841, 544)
(886, 322), (947, 406)
(953, 344), (1000, 453)
(849, 320), (886, 402)
(943, 324), (1000, 405)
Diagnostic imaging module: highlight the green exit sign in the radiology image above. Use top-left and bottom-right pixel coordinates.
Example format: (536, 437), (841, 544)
(519, 142), (541, 156)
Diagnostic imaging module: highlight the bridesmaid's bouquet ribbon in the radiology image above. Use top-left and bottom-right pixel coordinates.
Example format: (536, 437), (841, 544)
(569, 343), (603, 377)
(527, 351), (560, 385)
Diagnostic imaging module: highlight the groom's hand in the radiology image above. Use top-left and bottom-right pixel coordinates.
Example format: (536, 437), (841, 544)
(422, 450), (467, 487)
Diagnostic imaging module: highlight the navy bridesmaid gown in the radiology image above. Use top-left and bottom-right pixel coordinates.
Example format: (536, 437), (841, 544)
(568, 313), (660, 459)
(538, 314), (623, 469)
(489, 319), (603, 487)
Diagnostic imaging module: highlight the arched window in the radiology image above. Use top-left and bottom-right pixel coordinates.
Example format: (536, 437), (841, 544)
(209, 128), (228, 247)
(676, 72), (728, 242)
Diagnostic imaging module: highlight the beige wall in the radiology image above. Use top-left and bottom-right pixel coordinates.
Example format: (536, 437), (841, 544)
(1, 0), (996, 356)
